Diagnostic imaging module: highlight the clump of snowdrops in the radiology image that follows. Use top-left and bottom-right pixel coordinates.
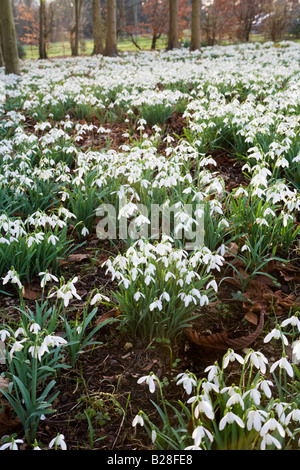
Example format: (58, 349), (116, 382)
(133, 311), (300, 450)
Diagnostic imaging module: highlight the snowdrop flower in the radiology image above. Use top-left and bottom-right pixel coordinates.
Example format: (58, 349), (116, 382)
(132, 414), (144, 427)
(257, 379), (273, 399)
(246, 409), (268, 432)
(0, 330), (10, 342)
(206, 279), (218, 292)
(292, 340), (300, 364)
(49, 434), (67, 450)
(137, 373), (158, 393)
(39, 271), (59, 288)
(270, 356), (294, 378)
(285, 408), (300, 426)
(0, 437), (24, 450)
(260, 417), (285, 438)
(222, 349), (244, 369)
(90, 292), (110, 305)
(29, 323), (41, 334)
(133, 291), (145, 302)
(204, 363), (221, 383)
(245, 350), (269, 374)
(2, 269), (23, 291)
(280, 315), (300, 332)
(9, 338), (28, 360)
(192, 425), (214, 446)
(187, 395), (215, 420)
(219, 411), (245, 430)
(264, 326), (289, 346)
(260, 433), (282, 450)
(149, 299), (163, 311)
(176, 372), (197, 395)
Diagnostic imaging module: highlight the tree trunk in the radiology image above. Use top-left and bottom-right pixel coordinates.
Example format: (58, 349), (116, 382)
(39, 0), (47, 59)
(167, 0), (179, 50)
(92, 0), (103, 54)
(190, 0), (201, 51)
(0, 0), (20, 75)
(74, 0), (80, 56)
(104, 0), (117, 56)
(0, 30), (4, 67)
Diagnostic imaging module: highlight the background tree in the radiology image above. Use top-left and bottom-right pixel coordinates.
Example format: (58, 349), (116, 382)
(140, 0), (168, 50)
(262, 0), (298, 42)
(167, 0), (179, 49)
(92, 0), (103, 54)
(39, 0), (47, 58)
(0, 0), (20, 75)
(70, 0), (82, 56)
(201, 0), (237, 46)
(233, 0), (262, 42)
(190, 0), (201, 50)
(105, 0), (117, 56)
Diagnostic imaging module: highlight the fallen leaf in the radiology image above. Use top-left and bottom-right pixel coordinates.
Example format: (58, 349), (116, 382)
(185, 309), (264, 351)
(0, 407), (21, 435)
(23, 284), (41, 300)
(0, 377), (10, 395)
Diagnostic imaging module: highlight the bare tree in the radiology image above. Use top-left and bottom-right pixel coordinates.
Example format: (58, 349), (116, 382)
(234, 0), (262, 42)
(104, 0), (117, 56)
(262, 0), (298, 41)
(92, 0), (103, 54)
(167, 0), (179, 49)
(0, 0), (20, 75)
(190, 0), (201, 50)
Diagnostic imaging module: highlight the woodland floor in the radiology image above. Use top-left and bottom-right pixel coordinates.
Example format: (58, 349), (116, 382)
(0, 114), (299, 451)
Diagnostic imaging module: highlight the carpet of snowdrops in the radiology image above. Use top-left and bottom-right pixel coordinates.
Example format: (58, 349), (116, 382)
(0, 41), (300, 451)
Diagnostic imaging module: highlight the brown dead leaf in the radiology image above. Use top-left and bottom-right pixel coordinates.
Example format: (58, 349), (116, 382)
(0, 377), (10, 395)
(0, 407), (21, 435)
(185, 309), (264, 351)
(23, 284), (41, 300)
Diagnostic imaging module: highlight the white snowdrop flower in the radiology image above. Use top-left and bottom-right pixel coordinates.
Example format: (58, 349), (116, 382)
(222, 349), (244, 369)
(270, 357), (294, 378)
(49, 434), (67, 450)
(260, 433), (282, 450)
(149, 299), (162, 311)
(176, 372), (197, 395)
(260, 417), (285, 438)
(292, 340), (300, 364)
(0, 329), (10, 342)
(134, 291), (145, 302)
(39, 271), (59, 288)
(206, 279), (218, 292)
(280, 315), (300, 332)
(137, 373), (158, 394)
(245, 350), (269, 374)
(192, 425), (214, 447)
(264, 327), (289, 345)
(246, 409), (268, 432)
(219, 411), (245, 431)
(132, 414), (144, 427)
(29, 323), (41, 334)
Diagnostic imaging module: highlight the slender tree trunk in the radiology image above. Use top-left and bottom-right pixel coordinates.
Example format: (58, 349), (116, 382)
(167, 0), (179, 50)
(74, 0), (80, 56)
(0, 30), (4, 67)
(104, 0), (117, 56)
(0, 0), (20, 75)
(39, 0), (47, 59)
(190, 0), (201, 51)
(92, 0), (103, 54)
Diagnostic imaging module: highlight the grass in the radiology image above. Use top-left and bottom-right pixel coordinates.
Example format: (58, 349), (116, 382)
(23, 35), (169, 60)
